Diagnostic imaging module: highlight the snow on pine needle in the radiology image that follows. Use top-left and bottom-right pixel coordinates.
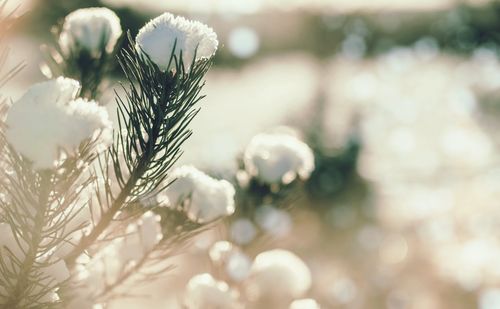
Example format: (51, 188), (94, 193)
(5, 77), (112, 169)
(158, 165), (235, 223)
(43, 7), (124, 99)
(135, 12), (218, 72)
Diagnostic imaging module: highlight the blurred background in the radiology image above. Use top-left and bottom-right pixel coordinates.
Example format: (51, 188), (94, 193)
(4, 0), (500, 308)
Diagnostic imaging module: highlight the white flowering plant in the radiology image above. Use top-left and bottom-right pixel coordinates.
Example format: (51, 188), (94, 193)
(236, 131), (315, 206)
(0, 6), (238, 308)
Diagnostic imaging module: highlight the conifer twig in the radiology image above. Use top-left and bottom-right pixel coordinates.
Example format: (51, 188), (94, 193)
(65, 35), (213, 265)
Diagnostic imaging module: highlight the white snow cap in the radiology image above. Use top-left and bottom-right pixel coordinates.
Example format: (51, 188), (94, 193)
(290, 298), (321, 309)
(160, 165), (235, 223)
(246, 249), (312, 300)
(185, 273), (241, 309)
(59, 7), (122, 56)
(244, 132), (315, 185)
(6, 77), (112, 169)
(135, 12), (218, 71)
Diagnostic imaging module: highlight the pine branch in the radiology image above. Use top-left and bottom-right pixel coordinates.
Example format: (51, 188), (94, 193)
(65, 34), (214, 265)
(2, 171), (51, 308)
(0, 137), (103, 307)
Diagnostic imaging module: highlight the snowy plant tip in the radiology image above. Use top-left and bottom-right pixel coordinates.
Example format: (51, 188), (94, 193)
(246, 249), (312, 299)
(135, 12), (218, 71)
(159, 165), (235, 223)
(59, 7), (122, 56)
(6, 77), (112, 169)
(185, 273), (240, 309)
(244, 132), (315, 185)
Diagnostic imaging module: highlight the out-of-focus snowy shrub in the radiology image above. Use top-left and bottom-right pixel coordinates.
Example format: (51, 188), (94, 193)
(244, 133), (314, 185)
(245, 249), (312, 300)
